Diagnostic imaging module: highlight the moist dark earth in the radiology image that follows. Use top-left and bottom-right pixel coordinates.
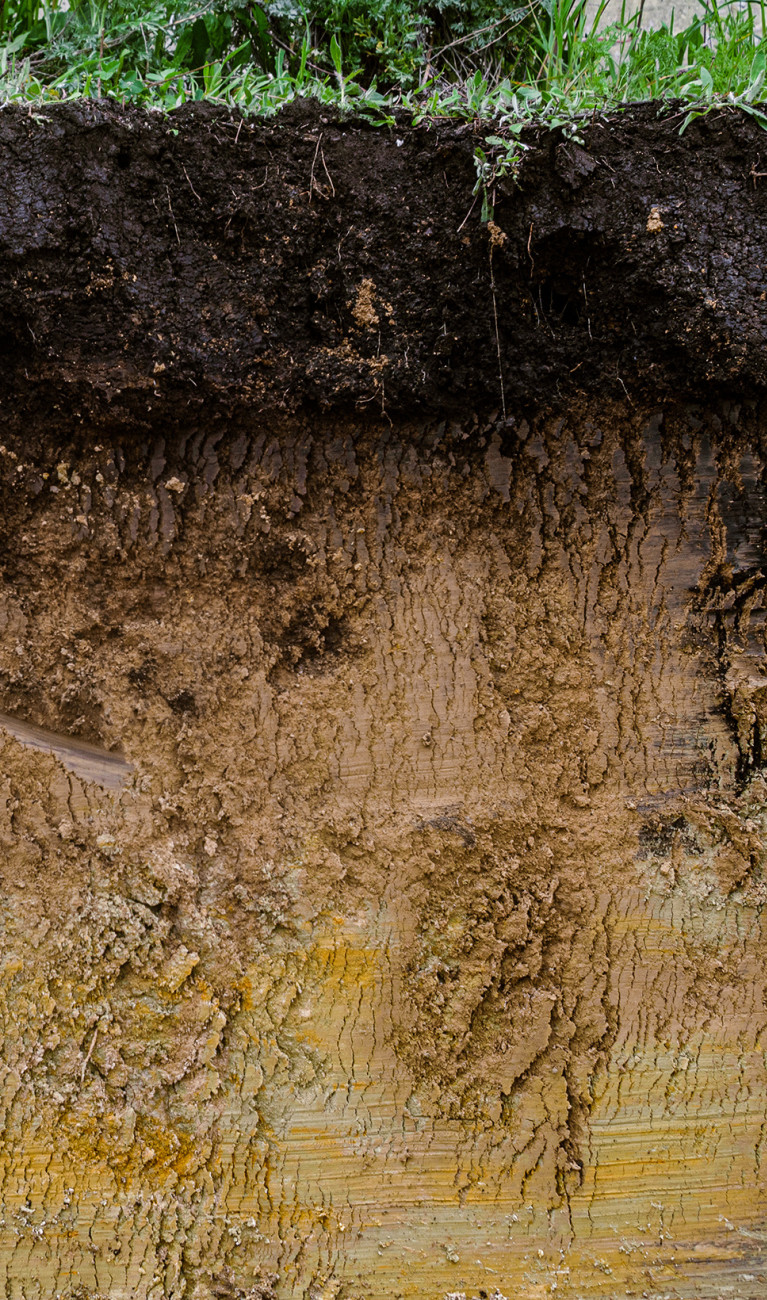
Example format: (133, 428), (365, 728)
(1, 98), (767, 438)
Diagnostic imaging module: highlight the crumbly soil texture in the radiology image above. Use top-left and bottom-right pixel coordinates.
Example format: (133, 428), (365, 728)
(0, 100), (765, 1300)
(2, 97), (767, 429)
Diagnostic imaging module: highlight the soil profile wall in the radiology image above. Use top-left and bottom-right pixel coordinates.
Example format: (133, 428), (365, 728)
(0, 102), (765, 1300)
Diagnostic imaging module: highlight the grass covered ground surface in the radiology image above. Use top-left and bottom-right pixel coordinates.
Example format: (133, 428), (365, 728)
(2, 0), (767, 192)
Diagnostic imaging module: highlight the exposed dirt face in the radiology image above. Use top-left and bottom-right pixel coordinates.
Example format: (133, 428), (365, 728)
(0, 103), (765, 1300)
(2, 99), (767, 433)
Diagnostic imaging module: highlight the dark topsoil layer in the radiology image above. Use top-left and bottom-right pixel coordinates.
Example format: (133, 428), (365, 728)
(1, 97), (767, 439)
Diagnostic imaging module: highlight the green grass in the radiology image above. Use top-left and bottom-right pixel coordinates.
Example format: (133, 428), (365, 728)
(1, 0), (767, 207)
(0, 0), (765, 118)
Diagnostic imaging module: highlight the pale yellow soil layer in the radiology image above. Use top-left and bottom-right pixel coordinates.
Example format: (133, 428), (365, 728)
(0, 410), (764, 1299)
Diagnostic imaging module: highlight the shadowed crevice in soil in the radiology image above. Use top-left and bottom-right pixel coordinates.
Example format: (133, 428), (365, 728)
(2, 98), (767, 437)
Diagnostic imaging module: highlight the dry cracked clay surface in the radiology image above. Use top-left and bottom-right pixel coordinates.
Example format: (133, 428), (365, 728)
(0, 103), (765, 1300)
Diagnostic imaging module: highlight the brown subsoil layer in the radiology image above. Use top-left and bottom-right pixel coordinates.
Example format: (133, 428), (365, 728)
(0, 102), (765, 1300)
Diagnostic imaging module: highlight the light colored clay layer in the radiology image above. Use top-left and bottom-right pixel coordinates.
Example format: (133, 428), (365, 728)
(0, 412), (764, 1299)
